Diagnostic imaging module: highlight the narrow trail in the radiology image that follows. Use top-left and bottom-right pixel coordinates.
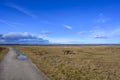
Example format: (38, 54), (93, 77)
(0, 48), (49, 80)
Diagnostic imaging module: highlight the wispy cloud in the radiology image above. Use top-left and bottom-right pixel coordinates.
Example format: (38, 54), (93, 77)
(46, 37), (82, 44)
(89, 29), (109, 39)
(89, 27), (120, 39)
(40, 31), (51, 35)
(77, 30), (108, 39)
(93, 35), (108, 39)
(77, 30), (92, 35)
(109, 28), (120, 37)
(64, 25), (72, 30)
(97, 13), (109, 23)
(0, 19), (15, 28)
(4, 2), (62, 26)
(77, 31), (88, 35)
(77, 26), (120, 40)
(5, 2), (58, 26)
(10, 22), (25, 26)
(6, 3), (37, 18)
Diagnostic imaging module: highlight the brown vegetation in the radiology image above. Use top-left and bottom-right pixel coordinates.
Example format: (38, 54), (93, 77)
(0, 47), (9, 61)
(13, 46), (120, 80)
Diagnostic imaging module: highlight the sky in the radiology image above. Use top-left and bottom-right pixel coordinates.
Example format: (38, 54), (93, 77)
(0, 0), (120, 44)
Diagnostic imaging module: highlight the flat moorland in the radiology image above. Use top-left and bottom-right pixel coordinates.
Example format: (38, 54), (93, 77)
(0, 47), (9, 61)
(13, 46), (120, 80)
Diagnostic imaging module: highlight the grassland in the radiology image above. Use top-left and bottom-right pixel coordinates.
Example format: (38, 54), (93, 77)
(0, 47), (9, 61)
(13, 46), (120, 80)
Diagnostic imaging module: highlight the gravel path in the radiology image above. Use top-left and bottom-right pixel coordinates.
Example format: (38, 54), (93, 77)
(0, 48), (49, 80)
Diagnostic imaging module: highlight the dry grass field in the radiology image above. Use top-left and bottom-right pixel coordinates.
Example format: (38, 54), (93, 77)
(13, 46), (120, 80)
(0, 47), (9, 61)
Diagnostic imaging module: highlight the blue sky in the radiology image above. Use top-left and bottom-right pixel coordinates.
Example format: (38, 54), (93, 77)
(0, 0), (120, 44)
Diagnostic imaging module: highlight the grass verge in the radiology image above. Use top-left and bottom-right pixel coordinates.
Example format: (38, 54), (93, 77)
(13, 46), (120, 80)
(0, 46), (9, 61)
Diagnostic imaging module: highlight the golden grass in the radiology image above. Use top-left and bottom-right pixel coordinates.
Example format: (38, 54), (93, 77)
(13, 46), (120, 80)
(0, 46), (9, 61)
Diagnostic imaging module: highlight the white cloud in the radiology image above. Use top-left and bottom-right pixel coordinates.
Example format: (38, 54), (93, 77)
(0, 32), (49, 44)
(2, 32), (30, 38)
(64, 25), (72, 30)
(6, 3), (37, 18)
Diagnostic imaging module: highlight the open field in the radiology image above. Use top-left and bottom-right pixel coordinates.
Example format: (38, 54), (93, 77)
(0, 47), (9, 61)
(13, 46), (120, 80)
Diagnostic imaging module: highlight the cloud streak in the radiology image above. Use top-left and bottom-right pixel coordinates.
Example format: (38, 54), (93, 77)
(93, 35), (108, 39)
(40, 31), (51, 35)
(64, 25), (72, 30)
(5, 2), (67, 27)
(77, 27), (120, 40)
(5, 2), (58, 26)
(6, 3), (37, 18)
(0, 19), (15, 28)
(77, 30), (97, 35)
(97, 13), (109, 23)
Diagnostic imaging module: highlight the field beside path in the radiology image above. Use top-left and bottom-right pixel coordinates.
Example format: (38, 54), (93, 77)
(0, 46), (9, 61)
(13, 46), (120, 80)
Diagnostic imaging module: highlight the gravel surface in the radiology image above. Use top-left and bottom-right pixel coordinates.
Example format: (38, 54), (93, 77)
(0, 48), (49, 80)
